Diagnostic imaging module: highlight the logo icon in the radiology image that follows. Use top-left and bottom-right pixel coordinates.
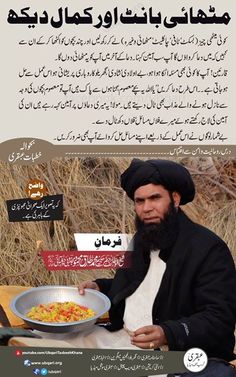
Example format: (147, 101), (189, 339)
(15, 349), (22, 356)
(33, 369), (41, 375)
(24, 359), (31, 367)
(41, 368), (48, 376)
(183, 348), (208, 373)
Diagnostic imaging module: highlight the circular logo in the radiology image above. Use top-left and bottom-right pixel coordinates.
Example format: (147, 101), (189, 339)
(183, 348), (208, 373)
(33, 369), (41, 376)
(41, 368), (48, 376)
(15, 349), (22, 356)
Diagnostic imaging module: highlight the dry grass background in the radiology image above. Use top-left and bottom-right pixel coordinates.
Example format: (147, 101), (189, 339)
(0, 157), (235, 287)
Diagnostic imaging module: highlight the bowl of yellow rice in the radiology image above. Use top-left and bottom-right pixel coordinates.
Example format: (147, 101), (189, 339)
(10, 286), (110, 333)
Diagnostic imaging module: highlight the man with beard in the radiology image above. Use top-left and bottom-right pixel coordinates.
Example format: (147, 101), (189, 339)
(78, 159), (236, 376)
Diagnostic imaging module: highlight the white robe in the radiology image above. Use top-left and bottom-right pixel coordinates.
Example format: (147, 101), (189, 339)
(35, 251), (168, 376)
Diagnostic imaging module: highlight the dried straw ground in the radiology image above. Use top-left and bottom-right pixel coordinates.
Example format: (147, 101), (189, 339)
(0, 157), (235, 287)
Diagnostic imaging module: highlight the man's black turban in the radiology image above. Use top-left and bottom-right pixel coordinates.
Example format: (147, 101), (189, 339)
(120, 159), (195, 205)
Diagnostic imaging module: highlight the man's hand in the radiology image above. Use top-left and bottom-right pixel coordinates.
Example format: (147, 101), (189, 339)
(130, 325), (167, 349)
(78, 281), (100, 295)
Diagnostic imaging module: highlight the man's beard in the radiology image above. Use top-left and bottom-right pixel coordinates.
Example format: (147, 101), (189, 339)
(135, 201), (179, 253)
